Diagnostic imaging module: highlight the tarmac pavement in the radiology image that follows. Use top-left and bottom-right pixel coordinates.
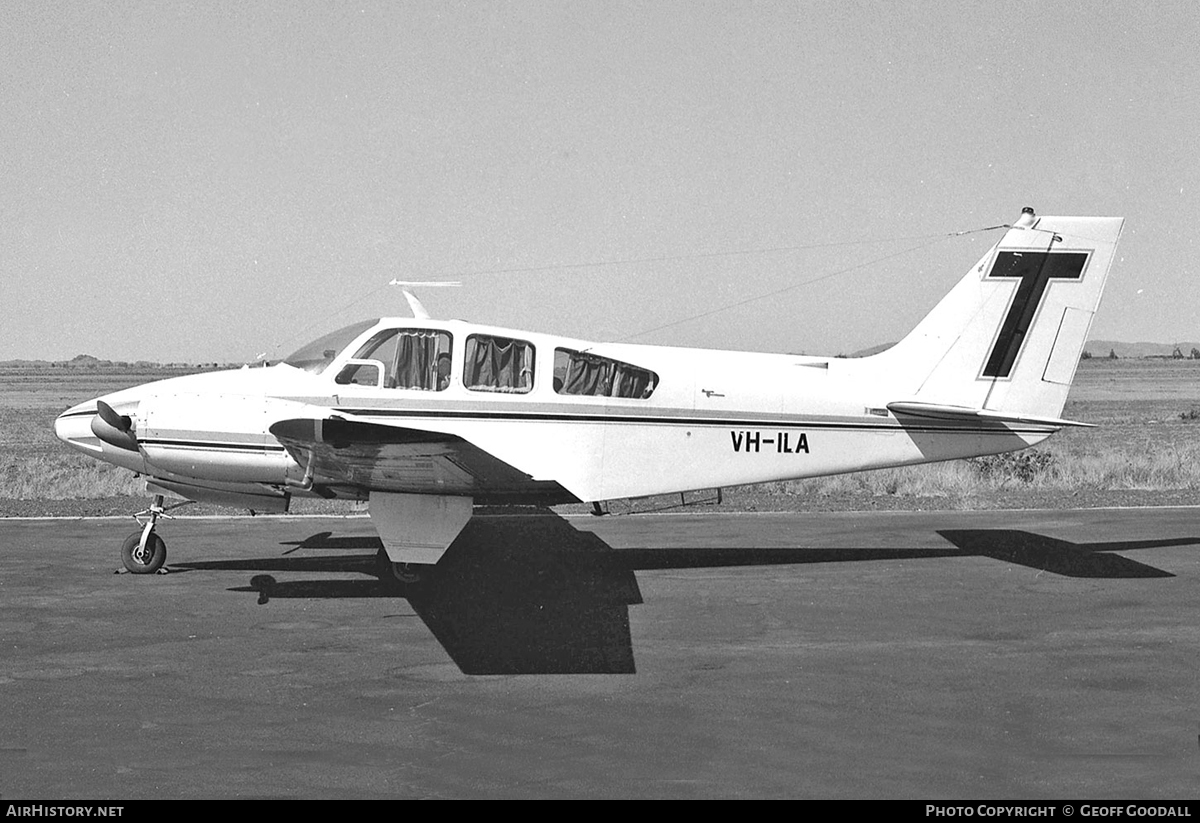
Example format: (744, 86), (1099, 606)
(1, 508), (1198, 798)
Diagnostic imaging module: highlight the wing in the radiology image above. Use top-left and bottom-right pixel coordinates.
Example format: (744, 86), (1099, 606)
(269, 416), (575, 504)
(886, 401), (1096, 429)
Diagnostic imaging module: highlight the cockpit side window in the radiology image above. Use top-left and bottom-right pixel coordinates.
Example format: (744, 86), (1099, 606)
(553, 348), (658, 399)
(283, 319), (379, 374)
(345, 328), (453, 390)
(464, 334), (535, 394)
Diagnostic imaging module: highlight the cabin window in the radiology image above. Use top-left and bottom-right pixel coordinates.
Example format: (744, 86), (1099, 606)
(553, 348), (658, 399)
(464, 334), (535, 394)
(345, 328), (453, 390)
(333, 360), (383, 387)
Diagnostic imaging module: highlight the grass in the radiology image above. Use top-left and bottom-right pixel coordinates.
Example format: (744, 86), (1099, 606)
(0, 451), (144, 499)
(4, 359), (1200, 508)
(766, 440), (1200, 500)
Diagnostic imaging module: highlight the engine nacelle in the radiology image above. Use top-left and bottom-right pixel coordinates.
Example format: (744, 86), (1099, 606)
(138, 393), (298, 483)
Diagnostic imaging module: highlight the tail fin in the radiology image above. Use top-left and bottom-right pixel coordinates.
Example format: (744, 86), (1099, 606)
(869, 208), (1124, 424)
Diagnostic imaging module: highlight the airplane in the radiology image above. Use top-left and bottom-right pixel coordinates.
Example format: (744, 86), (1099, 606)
(55, 207), (1124, 579)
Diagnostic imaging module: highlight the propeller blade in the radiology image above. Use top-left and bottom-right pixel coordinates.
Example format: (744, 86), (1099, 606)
(96, 400), (132, 432)
(91, 401), (138, 451)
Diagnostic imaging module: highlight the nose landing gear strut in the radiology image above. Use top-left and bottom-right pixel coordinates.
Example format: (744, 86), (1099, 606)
(118, 494), (192, 574)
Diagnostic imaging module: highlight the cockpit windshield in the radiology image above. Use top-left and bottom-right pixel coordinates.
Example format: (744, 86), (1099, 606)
(282, 319), (379, 374)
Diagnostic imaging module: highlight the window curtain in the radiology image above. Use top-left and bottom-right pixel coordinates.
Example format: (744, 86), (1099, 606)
(394, 330), (441, 390)
(561, 351), (655, 398)
(611, 363), (651, 398)
(466, 336), (533, 392)
(562, 352), (609, 395)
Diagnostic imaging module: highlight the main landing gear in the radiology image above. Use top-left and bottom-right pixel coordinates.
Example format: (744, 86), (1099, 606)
(118, 494), (191, 574)
(375, 546), (428, 586)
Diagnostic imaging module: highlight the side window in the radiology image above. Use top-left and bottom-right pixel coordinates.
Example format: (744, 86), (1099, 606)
(348, 328), (453, 391)
(334, 361), (383, 387)
(464, 335), (535, 394)
(553, 348), (658, 399)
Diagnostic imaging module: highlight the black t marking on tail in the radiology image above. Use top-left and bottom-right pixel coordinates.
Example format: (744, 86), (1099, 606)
(983, 251), (1089, 379)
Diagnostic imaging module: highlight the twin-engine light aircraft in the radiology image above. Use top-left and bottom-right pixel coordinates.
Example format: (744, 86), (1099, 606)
(56, 209), (1124, 577)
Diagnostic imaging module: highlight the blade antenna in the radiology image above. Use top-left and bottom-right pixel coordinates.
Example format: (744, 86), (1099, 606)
(388, 280), (461, 320)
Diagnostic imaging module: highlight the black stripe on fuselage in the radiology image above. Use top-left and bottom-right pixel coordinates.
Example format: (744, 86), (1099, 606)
(57, 409), (100, 420)
(139, 417), (1052, 458)
(59, 404), (1057, 436)
(331, 407), (1058, 435)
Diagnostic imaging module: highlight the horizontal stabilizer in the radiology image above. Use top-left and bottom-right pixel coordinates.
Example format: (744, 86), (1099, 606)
(886, 401), (1095, 429)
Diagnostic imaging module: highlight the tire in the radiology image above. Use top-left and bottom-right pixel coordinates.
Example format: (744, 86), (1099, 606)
(391, 562), (424, 585)
(121, 530), (166, 574)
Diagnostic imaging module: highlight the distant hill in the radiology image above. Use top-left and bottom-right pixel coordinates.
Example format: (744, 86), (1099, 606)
(1084, 340), (1200, 359)
(0, 354), (234, 370)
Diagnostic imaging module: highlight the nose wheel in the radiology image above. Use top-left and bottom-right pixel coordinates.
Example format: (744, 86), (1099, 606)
(118, 494), (191, 574)
(121, 527), (166, 574)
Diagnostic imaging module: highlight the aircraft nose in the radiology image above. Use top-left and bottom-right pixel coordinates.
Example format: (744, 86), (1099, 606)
(55, 401), (104, 454)
(55, 396), (143, 460)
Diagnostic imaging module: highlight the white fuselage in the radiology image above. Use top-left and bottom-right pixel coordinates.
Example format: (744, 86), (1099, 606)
(54, 317), (1050, 510)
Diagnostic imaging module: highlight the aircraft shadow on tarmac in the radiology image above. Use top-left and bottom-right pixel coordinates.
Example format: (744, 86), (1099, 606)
(934, 530), (1185, 579)
(183, 513), (645, 676)
(616, 529), (1188, 579)
(173, 512), (1194, 675)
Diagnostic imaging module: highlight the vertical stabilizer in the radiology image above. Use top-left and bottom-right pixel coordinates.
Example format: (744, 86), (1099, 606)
(869, 209), (1123, 421)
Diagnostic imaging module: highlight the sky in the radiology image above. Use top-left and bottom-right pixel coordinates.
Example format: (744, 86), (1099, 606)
(2, 0), (1198, 363)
